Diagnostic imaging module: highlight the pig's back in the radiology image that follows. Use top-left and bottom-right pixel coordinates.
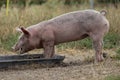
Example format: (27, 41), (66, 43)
(50, 10), (100, 26)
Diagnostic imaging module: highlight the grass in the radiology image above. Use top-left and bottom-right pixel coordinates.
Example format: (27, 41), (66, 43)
(115, 48), (120, 60)
(104, 33), (120, 49)
(104, 75), (120, 80)
(0, 1), (120, 52)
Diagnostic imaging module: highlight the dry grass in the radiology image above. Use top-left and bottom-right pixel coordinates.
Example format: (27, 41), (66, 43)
(0, 4), (119, 38)
(0, 2), (120, 50)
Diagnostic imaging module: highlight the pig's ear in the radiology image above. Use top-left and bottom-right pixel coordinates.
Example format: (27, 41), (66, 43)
(16, 27), (22, 32)
(20, 27), (30, 36)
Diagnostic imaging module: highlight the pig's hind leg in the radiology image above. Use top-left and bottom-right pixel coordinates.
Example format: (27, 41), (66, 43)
(89, 33), (104, 62)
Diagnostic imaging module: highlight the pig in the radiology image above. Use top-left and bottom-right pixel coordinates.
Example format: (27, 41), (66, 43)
(12, 9), (109, 62)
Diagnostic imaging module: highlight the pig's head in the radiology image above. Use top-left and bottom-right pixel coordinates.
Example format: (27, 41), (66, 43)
(12, 27), (38, 54)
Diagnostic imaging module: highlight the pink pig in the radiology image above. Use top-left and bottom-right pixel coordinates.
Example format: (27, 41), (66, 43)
(12, 9), (109, 62)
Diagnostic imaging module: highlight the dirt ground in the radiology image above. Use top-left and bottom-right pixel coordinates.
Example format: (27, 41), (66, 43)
(0, 49), (119, 80)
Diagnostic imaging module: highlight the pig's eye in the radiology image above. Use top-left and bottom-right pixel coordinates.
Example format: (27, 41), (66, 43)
(20, 36), (25, 40)
(20, 48), (22, 51)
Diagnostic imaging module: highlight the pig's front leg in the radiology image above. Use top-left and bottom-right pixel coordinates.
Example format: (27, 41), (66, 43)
(42, 29), (55, 58)
(43, 40), (55, 58)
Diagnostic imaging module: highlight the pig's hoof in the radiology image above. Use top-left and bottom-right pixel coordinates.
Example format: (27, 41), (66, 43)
(103, 52), (107, 58)
(18, 53), (27, 55)
(44, 54), (54, 59)
(94, 56), (104, 63)
(44, 56), (51, 59)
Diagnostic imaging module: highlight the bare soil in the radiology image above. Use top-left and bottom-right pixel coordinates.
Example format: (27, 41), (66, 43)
(0, 49), (119, 80)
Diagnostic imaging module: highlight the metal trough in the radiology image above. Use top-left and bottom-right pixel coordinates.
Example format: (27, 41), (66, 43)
(0, 54), (65, 69)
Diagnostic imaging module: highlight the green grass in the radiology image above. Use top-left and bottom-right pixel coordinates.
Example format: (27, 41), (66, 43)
(1, 34), (19, 50)
(115, 48), (120, 60)
(104, 75), (120, 80)
(3, 32), (119, 51)
(104, 33), (120, 49)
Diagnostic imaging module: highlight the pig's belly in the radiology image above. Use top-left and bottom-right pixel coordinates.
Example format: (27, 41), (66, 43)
(53, 23), (89, 44)
(54, 31), (88, 44)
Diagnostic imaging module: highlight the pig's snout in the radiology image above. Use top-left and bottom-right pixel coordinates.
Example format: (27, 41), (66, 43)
(11, 46), (17, 52)
(11, 46), (15, 51)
